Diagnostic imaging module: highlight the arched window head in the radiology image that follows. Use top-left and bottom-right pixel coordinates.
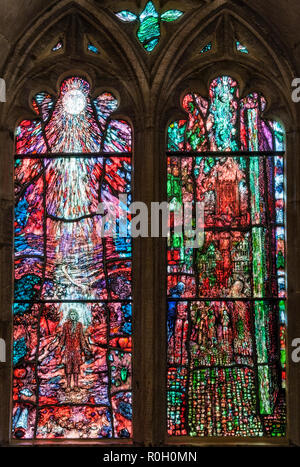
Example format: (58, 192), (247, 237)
(13, 77), (133, 440)
(167, 75), (286, 438)
(17, 77), (131, 154)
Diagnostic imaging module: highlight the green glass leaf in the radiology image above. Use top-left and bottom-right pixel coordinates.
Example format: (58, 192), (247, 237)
(277, 251), (285, 268)
(120, 367), (128, 382)
(116, 3), (184, 52)
(161, 10), (183, 22)
(281, 349), (286, 366)
(144, 38), (159, 52)
(115, 10), (138, 22)
(137, 14), (160, 51)
(140, 1), (159, 21)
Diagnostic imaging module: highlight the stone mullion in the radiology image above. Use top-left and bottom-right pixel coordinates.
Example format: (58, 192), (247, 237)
(131, 106), (156, 445)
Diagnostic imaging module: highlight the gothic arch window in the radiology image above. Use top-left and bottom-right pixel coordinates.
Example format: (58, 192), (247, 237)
(1, 0), (299, 448)
(166, 76), (287, 438)
(13, 76), (133, 439)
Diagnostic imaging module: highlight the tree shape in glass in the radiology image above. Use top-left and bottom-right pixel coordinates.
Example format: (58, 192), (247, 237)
(167, 76), (286, 438)
(115, 1), (183, 52)
(13, 77), (133, 440)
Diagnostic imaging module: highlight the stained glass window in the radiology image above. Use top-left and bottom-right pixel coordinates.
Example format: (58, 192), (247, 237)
(115, 1), (183, 52)
(88, 43), (99, 54)
(200, 42), (212, 54)
(167, 76), (286, 437)
(236, 41), (249, 54)
(13, 77), (132, 439)
(52, 40), (63, 52)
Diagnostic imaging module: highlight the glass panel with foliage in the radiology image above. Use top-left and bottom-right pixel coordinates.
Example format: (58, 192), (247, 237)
(167, 76), (286, 438)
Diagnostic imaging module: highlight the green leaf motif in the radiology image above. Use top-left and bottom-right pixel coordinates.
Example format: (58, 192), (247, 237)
(115, 4), (184, 52)
(140, 1), (159, 21)
(161, 9), (183, 22)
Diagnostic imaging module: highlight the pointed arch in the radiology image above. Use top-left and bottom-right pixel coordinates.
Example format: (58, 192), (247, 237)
(153, 2), (296, 131)
(1, 0), (147, 130)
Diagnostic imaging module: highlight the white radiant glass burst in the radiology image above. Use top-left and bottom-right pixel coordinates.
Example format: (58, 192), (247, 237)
(62, 89), (86, 115)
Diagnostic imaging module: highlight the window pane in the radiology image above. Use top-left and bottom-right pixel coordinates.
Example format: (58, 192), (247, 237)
(13, 77), (133, 439)
(167, 76), (286, 437)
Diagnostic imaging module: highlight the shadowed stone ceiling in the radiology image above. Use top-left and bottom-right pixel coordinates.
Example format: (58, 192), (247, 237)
(1, 0), (300, 71)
